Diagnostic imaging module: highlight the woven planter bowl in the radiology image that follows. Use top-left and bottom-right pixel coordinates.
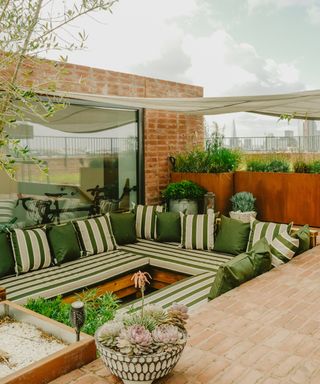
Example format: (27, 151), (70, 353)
(95, 329), (187, 384)
(229, 211), (257, 223)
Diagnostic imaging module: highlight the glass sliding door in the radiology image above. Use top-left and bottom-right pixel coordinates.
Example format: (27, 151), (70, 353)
(0, 101), (141, 228)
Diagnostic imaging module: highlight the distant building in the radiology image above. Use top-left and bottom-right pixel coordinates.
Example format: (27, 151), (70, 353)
(284, 129), (297, 149)
(303, 120), (320, 151)
(230, 120), (240, 148)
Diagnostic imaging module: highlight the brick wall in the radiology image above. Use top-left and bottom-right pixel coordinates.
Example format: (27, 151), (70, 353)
(19, 59), (204, 203)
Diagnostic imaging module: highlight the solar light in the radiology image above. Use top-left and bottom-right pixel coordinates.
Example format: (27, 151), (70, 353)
(70, 301), (85, 342)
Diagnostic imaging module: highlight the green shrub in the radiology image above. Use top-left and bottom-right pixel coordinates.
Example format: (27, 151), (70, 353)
(246, 160), (268, 172)
(25, 290), (119, 335)
(265, 159), (290, 173)
(162, 180), (206, 201)
(172, 132), (241, 173)
(309, 160), (320, 174)
(246, 159), (290, 173)
(293, 160), (311, 173)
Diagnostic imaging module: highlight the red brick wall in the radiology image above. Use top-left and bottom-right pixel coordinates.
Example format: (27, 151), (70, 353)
(19, 59), (204, 203)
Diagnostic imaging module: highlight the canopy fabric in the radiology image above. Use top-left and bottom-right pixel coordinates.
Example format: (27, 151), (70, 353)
(50, 89), (320, 121)
(23, 103), (136, 133)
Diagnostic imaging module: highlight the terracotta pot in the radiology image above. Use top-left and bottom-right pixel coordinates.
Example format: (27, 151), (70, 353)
(229, 211), (257, 223)
(95, 329), (187, 384)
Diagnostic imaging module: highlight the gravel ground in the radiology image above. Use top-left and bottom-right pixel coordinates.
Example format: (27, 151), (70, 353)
(0, 318), (66, 378)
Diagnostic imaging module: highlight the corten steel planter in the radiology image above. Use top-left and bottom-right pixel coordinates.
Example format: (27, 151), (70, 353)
(170, 172), (234, 215)
(95, 328), (187, 384)
(0, 300), (96, 384)
(234, 171), (320, 226)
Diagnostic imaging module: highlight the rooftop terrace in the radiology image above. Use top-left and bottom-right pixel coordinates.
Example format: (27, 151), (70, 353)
(49, 244), (320, 384)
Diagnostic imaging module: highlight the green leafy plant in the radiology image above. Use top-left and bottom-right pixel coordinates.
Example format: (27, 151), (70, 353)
(172, 131), (241, 173)
(230, 192), (256, 212)
(25, 290), (119, 335)
(293, 160), (311, 173)
(246, 159), (290, 173)
(0, 0), (117, 177)
(162, 180), (206, 201)
(309, 160), (320, 174)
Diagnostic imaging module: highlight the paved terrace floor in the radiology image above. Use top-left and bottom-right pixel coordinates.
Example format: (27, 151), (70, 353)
(50, 245), (320, 384)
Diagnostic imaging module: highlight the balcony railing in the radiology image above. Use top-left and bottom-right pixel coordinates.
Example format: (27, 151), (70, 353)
(209, 136), (320, 152)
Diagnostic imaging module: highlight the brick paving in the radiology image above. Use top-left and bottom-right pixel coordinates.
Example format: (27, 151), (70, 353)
(50, 245), (320, 384)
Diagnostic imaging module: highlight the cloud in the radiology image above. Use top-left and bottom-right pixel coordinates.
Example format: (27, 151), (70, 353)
(307, 4), (320, 24)
(182, 29), (304, 96)
(247, 0), (312, 13)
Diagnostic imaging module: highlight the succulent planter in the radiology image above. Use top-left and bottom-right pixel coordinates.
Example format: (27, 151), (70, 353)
(95, 329), (187, 384)
(169, 199), (198, 214)
(229, 210), (257, 223)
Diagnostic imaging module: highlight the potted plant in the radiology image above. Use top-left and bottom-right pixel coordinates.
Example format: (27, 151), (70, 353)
(95, 271), (189, 384)
(162, 180), (206, 214)
(229, 191), (257, 223)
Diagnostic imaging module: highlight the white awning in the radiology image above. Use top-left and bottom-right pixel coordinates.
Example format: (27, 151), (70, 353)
(49, 89), (320, 120)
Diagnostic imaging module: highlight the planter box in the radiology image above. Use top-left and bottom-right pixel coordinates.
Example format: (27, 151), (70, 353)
(0, 300), (96, 384)
(171, 172), (234, 215)
(234, 171), (320, 226)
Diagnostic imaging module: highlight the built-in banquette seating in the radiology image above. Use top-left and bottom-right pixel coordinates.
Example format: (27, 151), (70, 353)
(0, 205), (315, 310)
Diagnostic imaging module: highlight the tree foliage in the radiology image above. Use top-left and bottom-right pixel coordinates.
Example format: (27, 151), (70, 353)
(0, 0), (117, 177)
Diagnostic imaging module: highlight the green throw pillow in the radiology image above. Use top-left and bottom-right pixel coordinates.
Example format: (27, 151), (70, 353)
(292, 225), (310, 255)
(270, 231), (299, 267)
(135, 205), (164, 240)
(73, 214), (118, 256)
(247, 218), (292, 251)
(10, 227), (52, 274)
(110, 212), (137, 245)
(214, 215), (250, 255)
(208, 238), (272, 300)
(0, 232), (15, 278)
(156, 212), (181, 242)
(47, 222), (81, 264)
(181, 209), (215, 250)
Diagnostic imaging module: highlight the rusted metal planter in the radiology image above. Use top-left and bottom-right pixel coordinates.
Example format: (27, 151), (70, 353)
(234, 171), (320, 226)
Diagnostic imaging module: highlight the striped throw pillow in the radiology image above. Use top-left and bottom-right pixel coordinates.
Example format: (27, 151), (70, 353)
(0, 199), (15, 223)
(10, 228), (52, 274)
(135, 205), (163, 240)
(270, 231), (299, 267)
(74, 214), (117, 256)
(181, 209), (215, 250)
(247, 219), (293, 251)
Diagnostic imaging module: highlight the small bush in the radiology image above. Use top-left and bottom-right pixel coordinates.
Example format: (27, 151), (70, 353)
(293, 161), (311, 173)
(162, 180), (206, 201)
(309, 160), (320, 174)
(230, 191), (256, 212)
(246, 159), (290, 173)
(25, 290), (119, 336)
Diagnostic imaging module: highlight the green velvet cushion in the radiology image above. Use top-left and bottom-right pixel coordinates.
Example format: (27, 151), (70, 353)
(214, 215), (250, 255)
(292, 225), (310, 255)
(208, 238), (271, 300)
(109, 212), (137, 245)
(156, 212), (181, 242)
(47, 222), (81, 264)
(0, 232), (15, 277)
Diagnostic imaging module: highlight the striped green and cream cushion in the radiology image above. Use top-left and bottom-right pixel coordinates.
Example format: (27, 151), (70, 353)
(270, 231), (299, 267)
(10, 228), (52, 274)
(180, 209), (215, 250)
(135, 205), (163, 240)
(247, 219), (292, 251)
(0, 199), (15, 224)
(74, 214), (117, 256)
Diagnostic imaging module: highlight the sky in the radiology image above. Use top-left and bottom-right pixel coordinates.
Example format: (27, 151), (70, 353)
(47, 0), (320, 137)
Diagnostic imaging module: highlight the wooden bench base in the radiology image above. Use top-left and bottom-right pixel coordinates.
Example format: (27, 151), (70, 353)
(0, 287), (6, 301)
(62, 267), (189, 304)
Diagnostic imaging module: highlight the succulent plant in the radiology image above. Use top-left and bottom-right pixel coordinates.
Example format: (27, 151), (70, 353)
(230, 191), (256, 212)
(152, 324), (180, 344)
(98, 321), (123, 348)
(118, 325), (155, 355)
(164, 303), (189, 329)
